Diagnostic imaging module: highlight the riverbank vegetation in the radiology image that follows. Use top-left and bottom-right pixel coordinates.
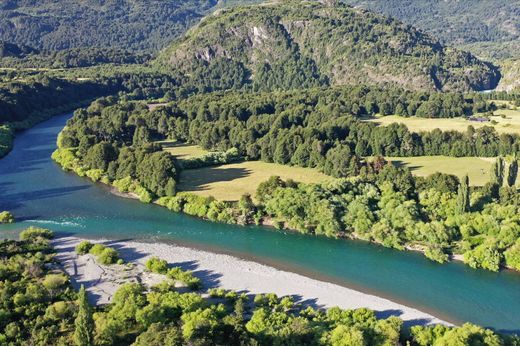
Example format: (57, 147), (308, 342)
(75, 241), (123, 266)
(0, 210), (14, 223)
(1, 228), (518, 345)
(52, 90), (520, 272)
(0, 124), (13, 158)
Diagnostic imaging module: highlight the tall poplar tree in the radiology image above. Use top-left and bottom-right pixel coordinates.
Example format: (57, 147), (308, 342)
(457, 175), (470, 214)
(74, 285), (94, 346)
(507, 159), (518, 187)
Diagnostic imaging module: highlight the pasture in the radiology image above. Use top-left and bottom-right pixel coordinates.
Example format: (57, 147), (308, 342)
(385, 156), (495, 186)
(178, 161), (331, 201)
(364, 108), (520, 135)
(160, 141), (208, 160)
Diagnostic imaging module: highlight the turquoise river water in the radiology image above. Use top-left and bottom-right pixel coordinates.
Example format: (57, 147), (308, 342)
(0, 114), (519, 332)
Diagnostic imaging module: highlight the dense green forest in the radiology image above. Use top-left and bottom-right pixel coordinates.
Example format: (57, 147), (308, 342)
(156, 0), (500, 93)
(0, 66), (186, 157)
(0, 0), (221, 52)
(51, 90), (520, 271)
(345, 0), (520, 61)
(2, 228), (518, 345)
(0, 45), (151, 68)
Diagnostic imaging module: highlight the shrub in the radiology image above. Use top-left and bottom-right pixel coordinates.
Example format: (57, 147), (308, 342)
(75, 241), (93, 255)
(0, 211), (14, 223)
(89, 244), (107, 256)
(145, 257), (169, 274)
(85, 169), (104, 181)
(97, 248), (120, 265)
(167, 267), (202, 290)
(208, 288), (226, 298)
(43, 274), (68, 293)
(113, 176), (133, 193)
(424, 246), (449, 264)
(19, 227), (53, 241)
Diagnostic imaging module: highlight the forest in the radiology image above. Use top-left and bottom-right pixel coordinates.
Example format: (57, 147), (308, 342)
(345, 0), (520, 61)
(1, 228), (518, 345)
(0, 0), (221, 52)
(50, 87), (520, 271)
(0, 46), (151, 69)
(156, 0), (500, 93)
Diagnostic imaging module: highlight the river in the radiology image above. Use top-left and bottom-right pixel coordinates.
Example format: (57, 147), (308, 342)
(0, 113), (519, 333)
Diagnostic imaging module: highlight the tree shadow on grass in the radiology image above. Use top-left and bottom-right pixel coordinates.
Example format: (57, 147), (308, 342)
(390, 160), (422, 173)
(179, 166), (252, 192)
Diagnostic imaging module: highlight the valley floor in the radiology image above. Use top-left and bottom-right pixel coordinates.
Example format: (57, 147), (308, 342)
(53, 236), (450, 327)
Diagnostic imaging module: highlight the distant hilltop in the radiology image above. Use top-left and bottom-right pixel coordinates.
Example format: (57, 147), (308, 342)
(155, 0), (500, 92)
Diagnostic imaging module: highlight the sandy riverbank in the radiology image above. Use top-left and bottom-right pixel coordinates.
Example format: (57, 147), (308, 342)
(52, 236), (450, 327)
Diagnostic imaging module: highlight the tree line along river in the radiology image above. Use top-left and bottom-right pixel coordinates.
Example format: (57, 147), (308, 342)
(0, 113), (519, 332)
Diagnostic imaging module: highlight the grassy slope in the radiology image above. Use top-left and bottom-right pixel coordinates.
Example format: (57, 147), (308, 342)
(178, 161), (331, 201)
(385, 156), (495, 186)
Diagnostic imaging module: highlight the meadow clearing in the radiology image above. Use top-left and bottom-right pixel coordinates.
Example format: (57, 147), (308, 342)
(177, 161), (331, 201)
(160, 142), (208, 159)
(364, 108), (520, 135)
(385, 156), (495, 186)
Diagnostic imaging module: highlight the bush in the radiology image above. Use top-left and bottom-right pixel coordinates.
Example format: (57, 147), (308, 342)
(42, 274), (68, 291)
(97, 248), (120, 265)
(424, 246), (449, 264)
(112, 176), (133, 193)
(180, 147), (241, 169)
(89, 243), (107, 256)
(166, 267), (201, 290)
(0, 211), (14, 223)
(86, 243), (121, 265)
(19, 227), (53, 241)
(75, 240), (93, 255)
(145, 257), (169, 274)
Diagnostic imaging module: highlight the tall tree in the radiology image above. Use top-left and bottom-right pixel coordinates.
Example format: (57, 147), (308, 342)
(507, 159), (518, 187)
(74, 285), (94, 346)
(492, 157), (504, 186)
(456, 175), (470, 214)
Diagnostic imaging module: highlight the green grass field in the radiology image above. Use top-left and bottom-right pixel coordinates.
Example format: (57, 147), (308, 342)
(385, 156), (495, 186)
(160, 141), (208, 160)
(178, 161), (331, 201)
(364, 108), (520, 135)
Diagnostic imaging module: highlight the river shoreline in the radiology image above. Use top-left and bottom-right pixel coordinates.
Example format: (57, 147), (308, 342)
(53, 235), (452, 327)
(105, 184), (470, 267)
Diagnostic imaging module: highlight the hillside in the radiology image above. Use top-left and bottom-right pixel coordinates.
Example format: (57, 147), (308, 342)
(498, 59), (520, 92)
(155, 0), (500, 93)
(345, 0), (520, 61)
(0, 0), (221, 52)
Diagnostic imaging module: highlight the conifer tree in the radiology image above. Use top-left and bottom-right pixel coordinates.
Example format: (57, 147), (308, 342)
(492, 157), (504, 186)
(457, 175), (470, 214)
(74, 285), (94, 346)
(507, 159), (518, 187)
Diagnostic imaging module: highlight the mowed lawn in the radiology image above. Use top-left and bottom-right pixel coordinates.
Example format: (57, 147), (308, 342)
(385, 156), (496, 186)
(178, 161), (331, 201)
(160, 141), (208, 160)
(364, 108), (520, 135)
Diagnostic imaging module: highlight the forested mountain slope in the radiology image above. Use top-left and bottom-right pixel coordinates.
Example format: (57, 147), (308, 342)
(0, 0), (221, 52)
(345, 0), (520, 61)
(155, 0), (499, 93)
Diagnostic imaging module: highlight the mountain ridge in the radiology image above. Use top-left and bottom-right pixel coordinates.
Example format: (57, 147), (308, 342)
(155, 0), (500, 93)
